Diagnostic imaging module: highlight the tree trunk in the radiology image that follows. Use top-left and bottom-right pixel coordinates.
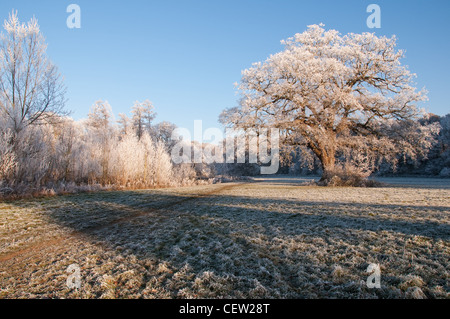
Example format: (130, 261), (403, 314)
(319, 148), (336, 181)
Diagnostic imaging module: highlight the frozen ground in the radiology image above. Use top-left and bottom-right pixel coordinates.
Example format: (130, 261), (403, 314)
(0, 176), (448, 299)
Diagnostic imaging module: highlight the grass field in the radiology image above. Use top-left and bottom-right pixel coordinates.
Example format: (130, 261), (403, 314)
(0, 176), (449, 299)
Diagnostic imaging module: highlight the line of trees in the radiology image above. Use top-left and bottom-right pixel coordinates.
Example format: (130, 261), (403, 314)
(0, 97), (207, 196)
(0, 12), (205, 196)
(385, 113), (450, 177)
(278, 112), (450, 178)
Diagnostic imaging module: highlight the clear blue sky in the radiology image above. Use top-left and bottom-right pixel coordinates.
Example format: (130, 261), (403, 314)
(1, 0), (449, 133)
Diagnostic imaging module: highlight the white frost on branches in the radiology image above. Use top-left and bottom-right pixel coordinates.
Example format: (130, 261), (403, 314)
(0, 11), (66, 134)
(221, 24), (439, 178)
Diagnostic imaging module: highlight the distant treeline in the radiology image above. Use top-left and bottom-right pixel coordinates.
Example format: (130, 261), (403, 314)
(280, 113), (450, 178)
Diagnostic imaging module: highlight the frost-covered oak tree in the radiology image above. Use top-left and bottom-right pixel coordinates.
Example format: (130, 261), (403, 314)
(0, 11), (66, 135)
(220, 24), (439, 181)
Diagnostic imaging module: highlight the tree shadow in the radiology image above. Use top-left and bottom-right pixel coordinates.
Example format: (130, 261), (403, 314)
(6, 185), (448, 298)
(42, 188), (449, 258)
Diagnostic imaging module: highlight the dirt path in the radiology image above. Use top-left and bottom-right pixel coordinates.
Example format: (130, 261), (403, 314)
(0, 182), (247, 264)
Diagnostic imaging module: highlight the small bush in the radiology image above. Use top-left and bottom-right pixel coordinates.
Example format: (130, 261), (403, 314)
(317, 165), (382, 187)
(439, 167), (450, 178)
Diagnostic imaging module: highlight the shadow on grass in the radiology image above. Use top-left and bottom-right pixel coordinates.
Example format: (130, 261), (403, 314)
(4, 183), (449, 298)
(42, 188), (450, 254)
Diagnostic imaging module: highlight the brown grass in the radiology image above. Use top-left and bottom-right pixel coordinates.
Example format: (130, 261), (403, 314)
(0, 177), (448, 299)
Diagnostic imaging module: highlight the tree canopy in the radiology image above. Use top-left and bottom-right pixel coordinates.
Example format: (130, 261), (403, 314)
(0, 11), (66, 135)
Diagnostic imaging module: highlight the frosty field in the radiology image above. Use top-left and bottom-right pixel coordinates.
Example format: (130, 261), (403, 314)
(0, 176), (449, 299)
